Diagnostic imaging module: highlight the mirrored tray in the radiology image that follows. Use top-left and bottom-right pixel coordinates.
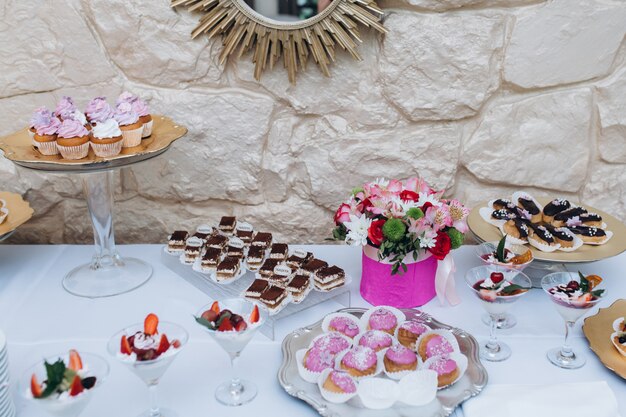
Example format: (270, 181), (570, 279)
(278, 307), (488, 417)
(467, 197), (626, 264)
(0, 115), (187, 173)
(583, 299), (626, 379)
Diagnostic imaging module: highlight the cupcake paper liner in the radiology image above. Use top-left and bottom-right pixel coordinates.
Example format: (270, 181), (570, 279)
(142, 119), (153, 138)
(613, 318), (624, 332)
(415, 329), (461, 361)
(360, 306), (407, 334)
(397, 369), (438, 406)
(57, 141), (89, 160)
(120, 126), (143, 148)
(554, 228), (584, 252)
(356, 377), (399, 409)
(353, 330), (397, 352)
(527, 236), (561, 252)
(610, 332), (626, 357)
(422, 352), (468, 389)
(479, 206), (507, 227)
(322, 313), (364, 339)
(35, 140), (59, 155)
(91, 139), (123, 158)
(316, 368), (358, 404)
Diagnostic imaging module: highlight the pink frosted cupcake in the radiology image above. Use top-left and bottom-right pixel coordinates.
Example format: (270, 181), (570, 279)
(54, 96), (77, 121)
(311, 333), (351, 354)
(90, 118), (123, 158)
(321, 370), (357, 394)
(417, 334), (455, 361)
(357, 330), (393, 352)
(367, 308), (399, 335)
(397, 320), (430, 350)
(327, 316), (360, 339)
(339, 346), (378, 378)
(114, 101), (142, 147)
(56, 119), (90, 160)
(118, 92), (152, 138)
(85, 97), (113, 125)
(383, 344), (418, 373)
(29, 107), (53, 143)
(33, 116), (61, 155)
(426, 356), (460, 387)
(303, 347), (336, 374)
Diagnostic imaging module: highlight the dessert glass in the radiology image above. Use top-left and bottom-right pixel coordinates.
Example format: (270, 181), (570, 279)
(465, 265), (531, 361)
(107, 322), (188, 417)
(20, 352), (109, 417)
(195, 298), (267, 406)
(541, 272), (605, 369)
(475, 241), (533, 330)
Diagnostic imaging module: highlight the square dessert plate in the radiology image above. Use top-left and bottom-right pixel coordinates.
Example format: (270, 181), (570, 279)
(0, 191), (34, 237)
(583, 299), (626, 379)
(278, 308), (488, 417)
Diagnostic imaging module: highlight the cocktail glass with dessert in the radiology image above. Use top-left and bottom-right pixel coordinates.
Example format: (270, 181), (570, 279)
(541, 271), (605, 369)
(475, 235), (533, 329)
(465, 265), (531, 361)
(107, 314), (188, 417)
(194, 298), (267, 406)
(21, 349), (109, 417)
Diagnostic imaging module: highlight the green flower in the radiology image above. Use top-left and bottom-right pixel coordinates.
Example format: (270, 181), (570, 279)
(382, 218), (406, 242)
(351, 187), (364, 197)
(406, 207), (424, 220)
(447, 227), (464, 249)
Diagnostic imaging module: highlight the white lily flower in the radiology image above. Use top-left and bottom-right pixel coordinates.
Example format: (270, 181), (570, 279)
(344, 214), (372, 246)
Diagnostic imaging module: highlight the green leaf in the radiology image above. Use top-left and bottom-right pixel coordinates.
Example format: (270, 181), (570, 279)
(194, 316), (216, 330)
(496, 235), (507, 263)
(578, 271), (589, 293)
(499, 284), (530, 295)
(592, 289), (605, 298)
(39, 359), (66, 398)
(413, 251), (418, 261)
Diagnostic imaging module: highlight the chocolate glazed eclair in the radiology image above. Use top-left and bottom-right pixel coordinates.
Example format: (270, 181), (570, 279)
(516, 196), (542, 223)
(503, 218), (531, 242)
(542, 199), (571, 223)
(551, 206), (588, 227)
(544, 225), (575, 248)
(568, 226), (607, 244)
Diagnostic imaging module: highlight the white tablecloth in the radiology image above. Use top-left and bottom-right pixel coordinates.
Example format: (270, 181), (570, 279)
(0, 244), (624, 416)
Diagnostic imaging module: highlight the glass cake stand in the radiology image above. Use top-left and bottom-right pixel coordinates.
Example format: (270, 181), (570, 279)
(0, 116), (187, 298)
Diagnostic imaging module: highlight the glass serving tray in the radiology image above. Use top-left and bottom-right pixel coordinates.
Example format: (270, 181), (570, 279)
(278, 307), (488, 417)
(160, 248), (351, 340)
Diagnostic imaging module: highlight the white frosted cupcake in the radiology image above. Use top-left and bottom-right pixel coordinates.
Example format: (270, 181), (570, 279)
(114, 101), (143, 147)
(55, 119), (90, 160)
(90, 118), (123, 158)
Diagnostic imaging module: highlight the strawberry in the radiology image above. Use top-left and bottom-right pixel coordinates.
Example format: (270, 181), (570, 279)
(30, 374), (42, 398)
(69, 375), (84, 397)
(201, 309), (218, 323)
(156, 334), (171, 354)
(120, 335), (132, 355)
(144, 313), (159, 336)
(210, 301), (220, 314)
(235, 320), (248, 332)
(217, 317), (233, 331)
(68, 349), (83, 371)
(171, 339), (181, 348)
(249, 305), (260, 324)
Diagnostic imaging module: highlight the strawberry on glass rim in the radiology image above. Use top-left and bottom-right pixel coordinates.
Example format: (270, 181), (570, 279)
(195, 298), (267, 407)
(21, 350), (109, 417)
(117, 313), (182, 362)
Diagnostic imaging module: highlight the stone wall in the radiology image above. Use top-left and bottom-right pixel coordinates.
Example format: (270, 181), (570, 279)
(1, 0), (625, 244)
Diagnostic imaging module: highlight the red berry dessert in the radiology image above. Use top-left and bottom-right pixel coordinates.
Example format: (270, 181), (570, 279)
(195, 301), (261, 333)
(119, 314), (182, 362)
(30, 350), (97, 399)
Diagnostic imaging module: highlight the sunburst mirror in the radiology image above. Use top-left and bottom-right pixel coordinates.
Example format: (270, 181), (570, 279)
(171, 0), (387, 83)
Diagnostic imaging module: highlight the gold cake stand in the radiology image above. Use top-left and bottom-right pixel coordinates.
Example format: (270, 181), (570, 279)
(0, 191), (34, 242)
(0, 116), (187, 298)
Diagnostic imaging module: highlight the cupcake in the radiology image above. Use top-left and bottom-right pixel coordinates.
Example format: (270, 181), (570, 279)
(383, 344), (418, 373)
(425, 356), (460, 387)
(325, 315), (360, 339)
(114, 101), (143, 147)
(357, 330), (393, 352)
(56, 119), (90, 160)
(321, 370), (357, 394)
(339, 346), (378, 378)
(90, 118), (123, 157)
(85, 97), (113, 125)
(367, 308), (399, 335)
(397, 320), (430, 350)
(302, 347), (335, 374)
(417, 333), (455, 361)
(311, 333), (351, 354)
(33, 116), (61, 155)
(118, 92), (152, 138)
(29, 107), (52, 141)
(67, 108), (91, 131)
(54, 96), (77, 121)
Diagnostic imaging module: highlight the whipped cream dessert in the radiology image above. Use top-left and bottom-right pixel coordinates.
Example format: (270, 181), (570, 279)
(546, 273), (604, 322)
(472, 272), (529, 315)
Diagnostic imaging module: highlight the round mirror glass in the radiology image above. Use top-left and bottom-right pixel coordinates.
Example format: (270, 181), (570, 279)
(242, 0), (333, 21)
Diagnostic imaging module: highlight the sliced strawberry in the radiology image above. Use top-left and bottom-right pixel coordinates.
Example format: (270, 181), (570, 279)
(30, 374), (42, 398)
(120, 335), (132, 355)
(68, 349), (83, 371)
(69, 375), (84, 397)
(217, 317), (233, 331)
(171, 339), (181, 348)
(235, 320), (248, 332)
(156, 334), (171, 354)
(210, 301), (220, 314)
(249, 305), (260, 324)
(144, 313), (159, 336)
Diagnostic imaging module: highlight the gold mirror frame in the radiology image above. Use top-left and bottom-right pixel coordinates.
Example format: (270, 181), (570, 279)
(171, 0), (387, 83)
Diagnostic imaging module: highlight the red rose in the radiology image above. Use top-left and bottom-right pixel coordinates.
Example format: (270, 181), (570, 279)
(334, 203), (351, 225)
(399, 190), (419, 202)
(429, 231), (452, 260)
(368, 219), (386, 247)
(357, 198), (373, 213)
(421, 202), (433, 212)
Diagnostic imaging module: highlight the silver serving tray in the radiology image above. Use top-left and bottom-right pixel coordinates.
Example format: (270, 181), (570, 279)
(278, 308), (488, 417)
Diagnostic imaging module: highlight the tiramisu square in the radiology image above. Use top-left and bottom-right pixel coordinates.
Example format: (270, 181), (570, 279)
(183, 236), (204, 264)
(314, 265), (346, 291)
(285, 250), (313, 268)
(168, 230), (188, 252)
(269, 263), (295, 287)
(251, 232), (273, 248)
(286, 274), (311, 303)
(206, 234), (228, 249)
(259, 285), (288, 312)
(235, 229), (254, 244)
(200, 247), (222, 271)
(244, 279), (270, 300)
(258, 258), (280, 279)
(300, 258), (328, 276)
(216, 256), (240, 282)
(246, 246), (266, 270)
(226, 245), (244, 259)
(219, 216), (237, 234)
(269, 243), (289, 260)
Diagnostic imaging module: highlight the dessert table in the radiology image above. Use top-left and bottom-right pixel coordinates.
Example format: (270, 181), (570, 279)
(1, 243), (625, 416)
